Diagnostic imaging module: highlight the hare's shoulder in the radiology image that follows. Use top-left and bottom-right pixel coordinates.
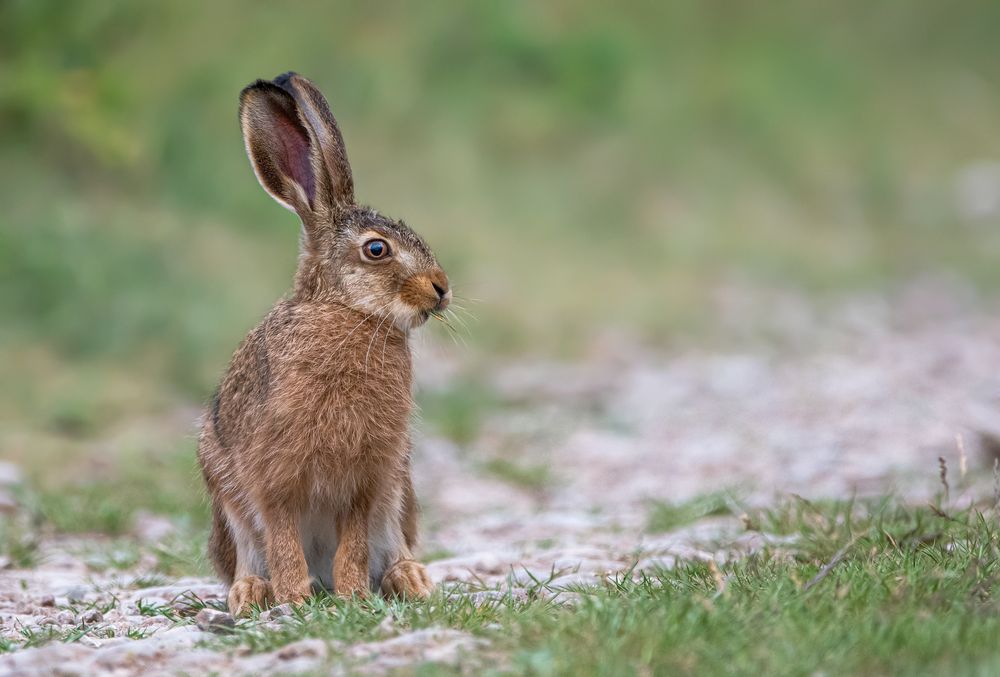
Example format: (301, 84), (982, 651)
(219, 302), (316, 393)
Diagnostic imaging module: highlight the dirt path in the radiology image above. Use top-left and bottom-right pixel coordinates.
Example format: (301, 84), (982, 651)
(3, 283), (999, 674)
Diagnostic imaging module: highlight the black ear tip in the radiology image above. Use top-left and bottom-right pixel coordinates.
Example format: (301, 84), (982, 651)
(273, 71), (300, 89)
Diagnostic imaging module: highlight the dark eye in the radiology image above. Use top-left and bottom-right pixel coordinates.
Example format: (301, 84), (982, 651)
(363, 239), (390, 260)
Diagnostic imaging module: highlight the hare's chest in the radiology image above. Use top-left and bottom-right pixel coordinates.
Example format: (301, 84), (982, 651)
(306, 363), (412, 457)
(321, 339), (412, 426)
(318, 360), (412, 419)
(279, 327), (412, 458)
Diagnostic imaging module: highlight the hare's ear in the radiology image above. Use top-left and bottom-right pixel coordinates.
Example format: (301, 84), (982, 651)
(273, 72), (355, 206)
(239, 80), (324, 218)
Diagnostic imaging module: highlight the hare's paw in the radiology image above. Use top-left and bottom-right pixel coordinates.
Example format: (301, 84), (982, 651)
(272, 577), (313, 606)
(381, 560), (434, 600)
(228, 575), (273, 617)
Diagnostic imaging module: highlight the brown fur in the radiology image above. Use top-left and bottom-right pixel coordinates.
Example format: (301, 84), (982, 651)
(197, 72), (448, 615)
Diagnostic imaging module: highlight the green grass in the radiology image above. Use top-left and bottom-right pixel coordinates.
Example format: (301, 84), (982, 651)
(190, 497), (1000, 674)
(505, 547), (1000, 675)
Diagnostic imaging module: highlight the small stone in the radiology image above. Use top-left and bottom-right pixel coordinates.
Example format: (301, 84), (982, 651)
(258, 603), (293, 622)
(195, 608), (236, 634)
(79, 609), (103, 625)
(56, 610), (76, 625)
(39, 595), (56, 607)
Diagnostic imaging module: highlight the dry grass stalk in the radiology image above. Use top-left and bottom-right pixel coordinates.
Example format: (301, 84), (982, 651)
(938, 456), (949, 505)
(802, 535), (861, 593)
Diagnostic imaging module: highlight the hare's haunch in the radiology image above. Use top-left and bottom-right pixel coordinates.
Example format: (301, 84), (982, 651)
(197, 72), (449, 616)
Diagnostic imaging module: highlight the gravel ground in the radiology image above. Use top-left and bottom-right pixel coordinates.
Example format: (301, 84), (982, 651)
(3, 281), (1000, 674)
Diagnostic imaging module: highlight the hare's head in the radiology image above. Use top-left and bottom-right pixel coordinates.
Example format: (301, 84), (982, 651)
(239, 72), (450, 331)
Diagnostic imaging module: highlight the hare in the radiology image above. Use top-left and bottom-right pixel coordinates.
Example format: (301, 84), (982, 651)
(197, 72), (449, 616)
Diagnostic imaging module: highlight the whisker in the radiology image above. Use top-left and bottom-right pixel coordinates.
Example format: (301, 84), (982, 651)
(364, 310), (393, 375)
(327, 297), (396, 371)
(380, 312), (396, 368)
(326, 307), (382, 363)
(444, 308), (471, 333)
(431, 311), (466, 348)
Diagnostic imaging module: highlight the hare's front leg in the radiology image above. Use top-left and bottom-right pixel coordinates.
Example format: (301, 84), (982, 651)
(380, 474), (433, 599)
(334, 504), (371, 598)
(263, 504), (312, 605)
(222, 505), (274, 617)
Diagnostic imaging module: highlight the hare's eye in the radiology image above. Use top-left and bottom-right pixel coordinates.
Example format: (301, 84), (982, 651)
(363, 239), (390, 260)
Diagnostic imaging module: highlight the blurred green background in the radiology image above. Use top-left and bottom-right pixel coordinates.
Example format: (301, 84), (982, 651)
(2, 1), (1000, 510)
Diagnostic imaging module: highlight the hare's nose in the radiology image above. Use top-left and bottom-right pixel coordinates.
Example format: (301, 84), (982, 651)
(433, 284), (451, 311)
(428, 270), (451, 310)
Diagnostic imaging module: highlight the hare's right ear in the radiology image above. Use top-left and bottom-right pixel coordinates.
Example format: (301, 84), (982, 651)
(239, 80), (325, 220)
(273, 72), (355, 206)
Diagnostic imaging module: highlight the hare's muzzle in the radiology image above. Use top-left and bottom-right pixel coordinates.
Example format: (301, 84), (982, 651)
(400, 269), (451, 314)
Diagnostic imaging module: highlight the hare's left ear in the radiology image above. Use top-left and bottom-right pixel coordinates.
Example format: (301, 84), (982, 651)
(273, 71), (355, 207)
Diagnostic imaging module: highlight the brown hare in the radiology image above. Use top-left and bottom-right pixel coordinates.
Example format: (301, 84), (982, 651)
(197, 72), (449, 616)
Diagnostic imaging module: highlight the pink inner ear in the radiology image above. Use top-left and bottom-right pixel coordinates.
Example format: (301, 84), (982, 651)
(275, 114), (316, 207)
